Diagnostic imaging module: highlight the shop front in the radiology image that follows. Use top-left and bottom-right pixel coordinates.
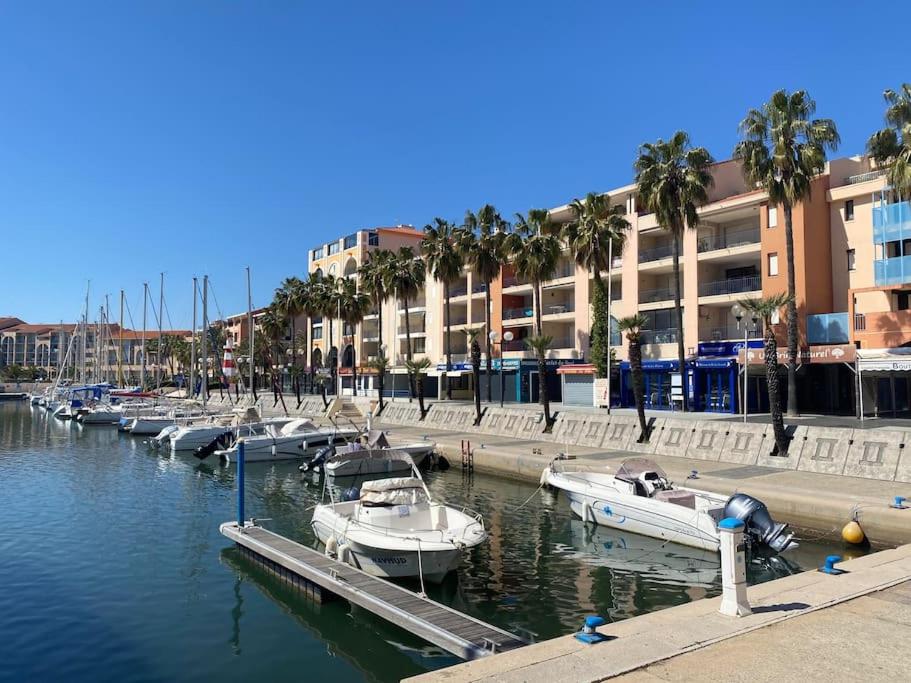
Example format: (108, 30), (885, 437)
(857, 348), (911, 418)
(618, 359), (694, 411)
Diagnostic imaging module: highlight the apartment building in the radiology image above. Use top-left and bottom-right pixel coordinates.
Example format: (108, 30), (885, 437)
(307, 225), (429, 396)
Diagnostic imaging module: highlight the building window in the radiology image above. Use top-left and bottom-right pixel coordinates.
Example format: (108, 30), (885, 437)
(328, 263), (337, 276)
(328, 242), (340, 255)
(768, 252), (779, 276)
(847, 249), (856, 271)
(343, 234), (358, 249)
(367, 231), (379, 246)
(898, 292), (910, 311)
(311, 326), (323, 340)
(845, 200), (855, 221)
(311, 246), (323, 260)
(768, 206), (778, 228)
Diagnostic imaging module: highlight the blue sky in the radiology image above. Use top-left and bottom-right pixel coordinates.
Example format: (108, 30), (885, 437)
(2, 1), (909, 327)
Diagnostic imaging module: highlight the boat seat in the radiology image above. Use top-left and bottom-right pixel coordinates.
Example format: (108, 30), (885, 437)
(654, 490), (696, 509)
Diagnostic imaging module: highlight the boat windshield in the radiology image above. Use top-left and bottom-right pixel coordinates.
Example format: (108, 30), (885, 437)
(360, 477), (428, 506)
(615, 458), (667, 484)
(364, 429), (391, 449)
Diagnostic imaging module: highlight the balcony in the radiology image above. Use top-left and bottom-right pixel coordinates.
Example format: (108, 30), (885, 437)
(702, 326), (762, 342)
(503, 339), (528, 352)
(503, 306), (534, 320)
(697, 226), (760, 252)
(639, 244), (674, 263)
(547, 262), (575, 280)
(641, 328), (678, 345)
(874, 255), (911, 286)
(639, 286), (676, 304)
(502, 275), (531, 289)
(445, 314), (468, 327)
(698, 276), (760, 297)
(471, 282), (487, 294)
(846, 169), (885, 185)
(543, 302), (575, 316)
(807, 312), (850, 345)
(397, 323), (426, 335)
(873, 200), (911, 244)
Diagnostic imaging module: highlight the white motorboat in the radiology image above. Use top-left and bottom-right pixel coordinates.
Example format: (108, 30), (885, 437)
(77, 404), (122, 424)
(178, 417), (300, 455)
(216, 420), (359, 463)
(542, 457), (794, 553)
(302, 430), (435, 477)
(311, 465), (487, 582)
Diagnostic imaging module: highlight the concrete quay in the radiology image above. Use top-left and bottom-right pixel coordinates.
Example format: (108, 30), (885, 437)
(405, 544), (911, 683)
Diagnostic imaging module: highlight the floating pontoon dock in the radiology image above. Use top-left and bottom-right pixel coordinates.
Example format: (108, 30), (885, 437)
(220, 522), (528, 660)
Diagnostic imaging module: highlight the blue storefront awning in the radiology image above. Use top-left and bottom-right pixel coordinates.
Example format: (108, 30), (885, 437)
(694, 357), (737, 369)
(619, 359), (680, 371)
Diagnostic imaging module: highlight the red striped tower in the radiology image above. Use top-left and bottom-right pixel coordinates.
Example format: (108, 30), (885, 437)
(222, 338), (236, 383)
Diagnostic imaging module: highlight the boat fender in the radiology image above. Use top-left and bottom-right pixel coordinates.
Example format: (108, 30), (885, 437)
(582, 502), (594, 524)
(325, 535), (338, 559)
(539, 469), (549, 487)
(337, 543), (351, 565)
(841, 520), (866, 545)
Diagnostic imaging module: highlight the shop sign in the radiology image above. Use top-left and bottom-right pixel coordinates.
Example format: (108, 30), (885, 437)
(594, 378), (610, 407)
(697, 340), (763, 357)
(738, 344), (856, 365)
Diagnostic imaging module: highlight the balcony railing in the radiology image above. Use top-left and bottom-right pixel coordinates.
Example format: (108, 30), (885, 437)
(445, 315), (468, 326)
(807, 312), (850, 344)
(549, 263), (575, 280)
(503, 306), (534, 320)
(697, 226), (760, 252)
(543, 302), (575, 316)
(397, 324), (426, 335)
(698, 276), (760, 297)
(641, 328), (678, 345)
(502, 275), (530, 288)
(854, 313), (866, 331)
(639, 286), (677, 303)
(639, 244), (674, 263)
(503, 339), (527, 352)
(873, 200), (911, 244)
(449, 284), (469, 297)
(471, 282), (487, 293)
(874, 255), (911, 286)
(703, 326), (762, 341)
(846, 169), (885, 185)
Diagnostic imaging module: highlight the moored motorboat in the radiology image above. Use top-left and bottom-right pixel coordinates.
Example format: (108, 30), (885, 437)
(542, 457), (794, 554)
(301, 430), (435, 477)
(214, 420), (358, 463)
(311, 466), (487, 582)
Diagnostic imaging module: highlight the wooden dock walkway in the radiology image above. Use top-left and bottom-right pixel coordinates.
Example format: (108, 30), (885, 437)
(220, 522), (528, 660)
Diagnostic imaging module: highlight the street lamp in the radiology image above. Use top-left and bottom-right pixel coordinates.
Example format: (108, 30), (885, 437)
(732, 304), (759, 423)
(489, 330), (514, 408)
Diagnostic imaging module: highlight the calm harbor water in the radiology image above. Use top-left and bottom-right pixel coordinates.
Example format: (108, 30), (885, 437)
(0, 402), (870, 683)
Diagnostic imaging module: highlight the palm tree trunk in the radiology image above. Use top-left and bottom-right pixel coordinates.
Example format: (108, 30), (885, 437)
(783, 202), (799, 417)
(328, 317), (335, 395)
(416, 374), (426, 419)
(534, 281), (543, 336)
(672, 230), (688, 411)
(765, 326), (788, 454)
(403, 296), (415, 399)
(471, 341), (482, 425)
(537, 352), (552, 429)
(629, 337), (648, 440)
(484, 284), (492, 403)
(445, 284), (452, 400)
(377, 303), (385, 414)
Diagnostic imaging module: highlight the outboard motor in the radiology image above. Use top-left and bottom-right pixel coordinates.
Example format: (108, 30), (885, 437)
(194, 433), (229, 460)
(300, 444), (335, 472)
(722, 493), (794, 553)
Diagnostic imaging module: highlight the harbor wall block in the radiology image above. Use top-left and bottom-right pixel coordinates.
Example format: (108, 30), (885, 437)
(478, 407), (507, 435)
(844, 430), (904, 481)
(626, 417), (664, 453)
(598, 415), (641, 452)
(718, 423), (767, 465)
(795, 427), (853, 476)
(515, 411), (547, 439)
(551, 414), (586, 445)
(684, 422), (727, 461)
(653, 419), (696, 457)
(576, 415), (611, 448)
(756, 425), (808, 469)
(896, 446), (911, 484)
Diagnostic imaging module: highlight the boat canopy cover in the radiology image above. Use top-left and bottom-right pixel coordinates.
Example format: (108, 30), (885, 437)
(279, 418), (316, 436)
(615, 458), (667, 484)
(360, 477), (427, 506)
(365, 430), (391, 448)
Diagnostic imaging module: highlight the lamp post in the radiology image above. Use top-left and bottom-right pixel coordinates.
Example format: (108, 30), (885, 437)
(731, 304), (759, 423)
(488, 330), (514, 408)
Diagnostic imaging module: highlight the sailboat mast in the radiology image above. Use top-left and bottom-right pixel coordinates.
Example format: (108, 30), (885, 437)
(104, 295), (111, 384)
(201, 275), (208, 410)
(81, 282), (89, 383)
(246, 266), (254, 397)
(141, 283), (148, 390)
(190, 278), (197, 400)
(156, 272), (164, 389)
(118, 290), (124, 387)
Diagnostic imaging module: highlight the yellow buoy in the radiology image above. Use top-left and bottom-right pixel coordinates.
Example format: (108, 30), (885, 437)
(842, 520), (866, 545)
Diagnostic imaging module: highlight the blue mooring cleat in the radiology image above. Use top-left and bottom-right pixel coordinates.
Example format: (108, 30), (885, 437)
(574, 615), (609, 644)
(890, 496), (907, 510)
(819, 554), (845, 575)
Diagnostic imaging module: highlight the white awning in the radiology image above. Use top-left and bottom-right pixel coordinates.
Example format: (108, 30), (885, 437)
(857, 348), (911, 372)
(427, 368), (472, 377)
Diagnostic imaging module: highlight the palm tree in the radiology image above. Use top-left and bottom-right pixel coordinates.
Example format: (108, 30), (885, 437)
(506, 209), (562, 335)
(422, 218), (463, 400)
(635, 131), (714, 412)
(368, 352), (389, 415)
(258, 306), (289, 413)
(458, 205), (508, 402)
(618, 314), (649, 442)
(867, 83), (911, 198)
(734, 90), (839, 417)
(405, 357), (432, 420)
(524, 334), (554, 430)
(739, 294), (793, 455)
(465, 327), (484, 425)
(358, 249), (395, 410)
(336, 276), (369, 397)
(390, 246), (426, 399)
(563, 192), (631, 377)
(300, 272), (322, 392)
(315, 274), (341, 394)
